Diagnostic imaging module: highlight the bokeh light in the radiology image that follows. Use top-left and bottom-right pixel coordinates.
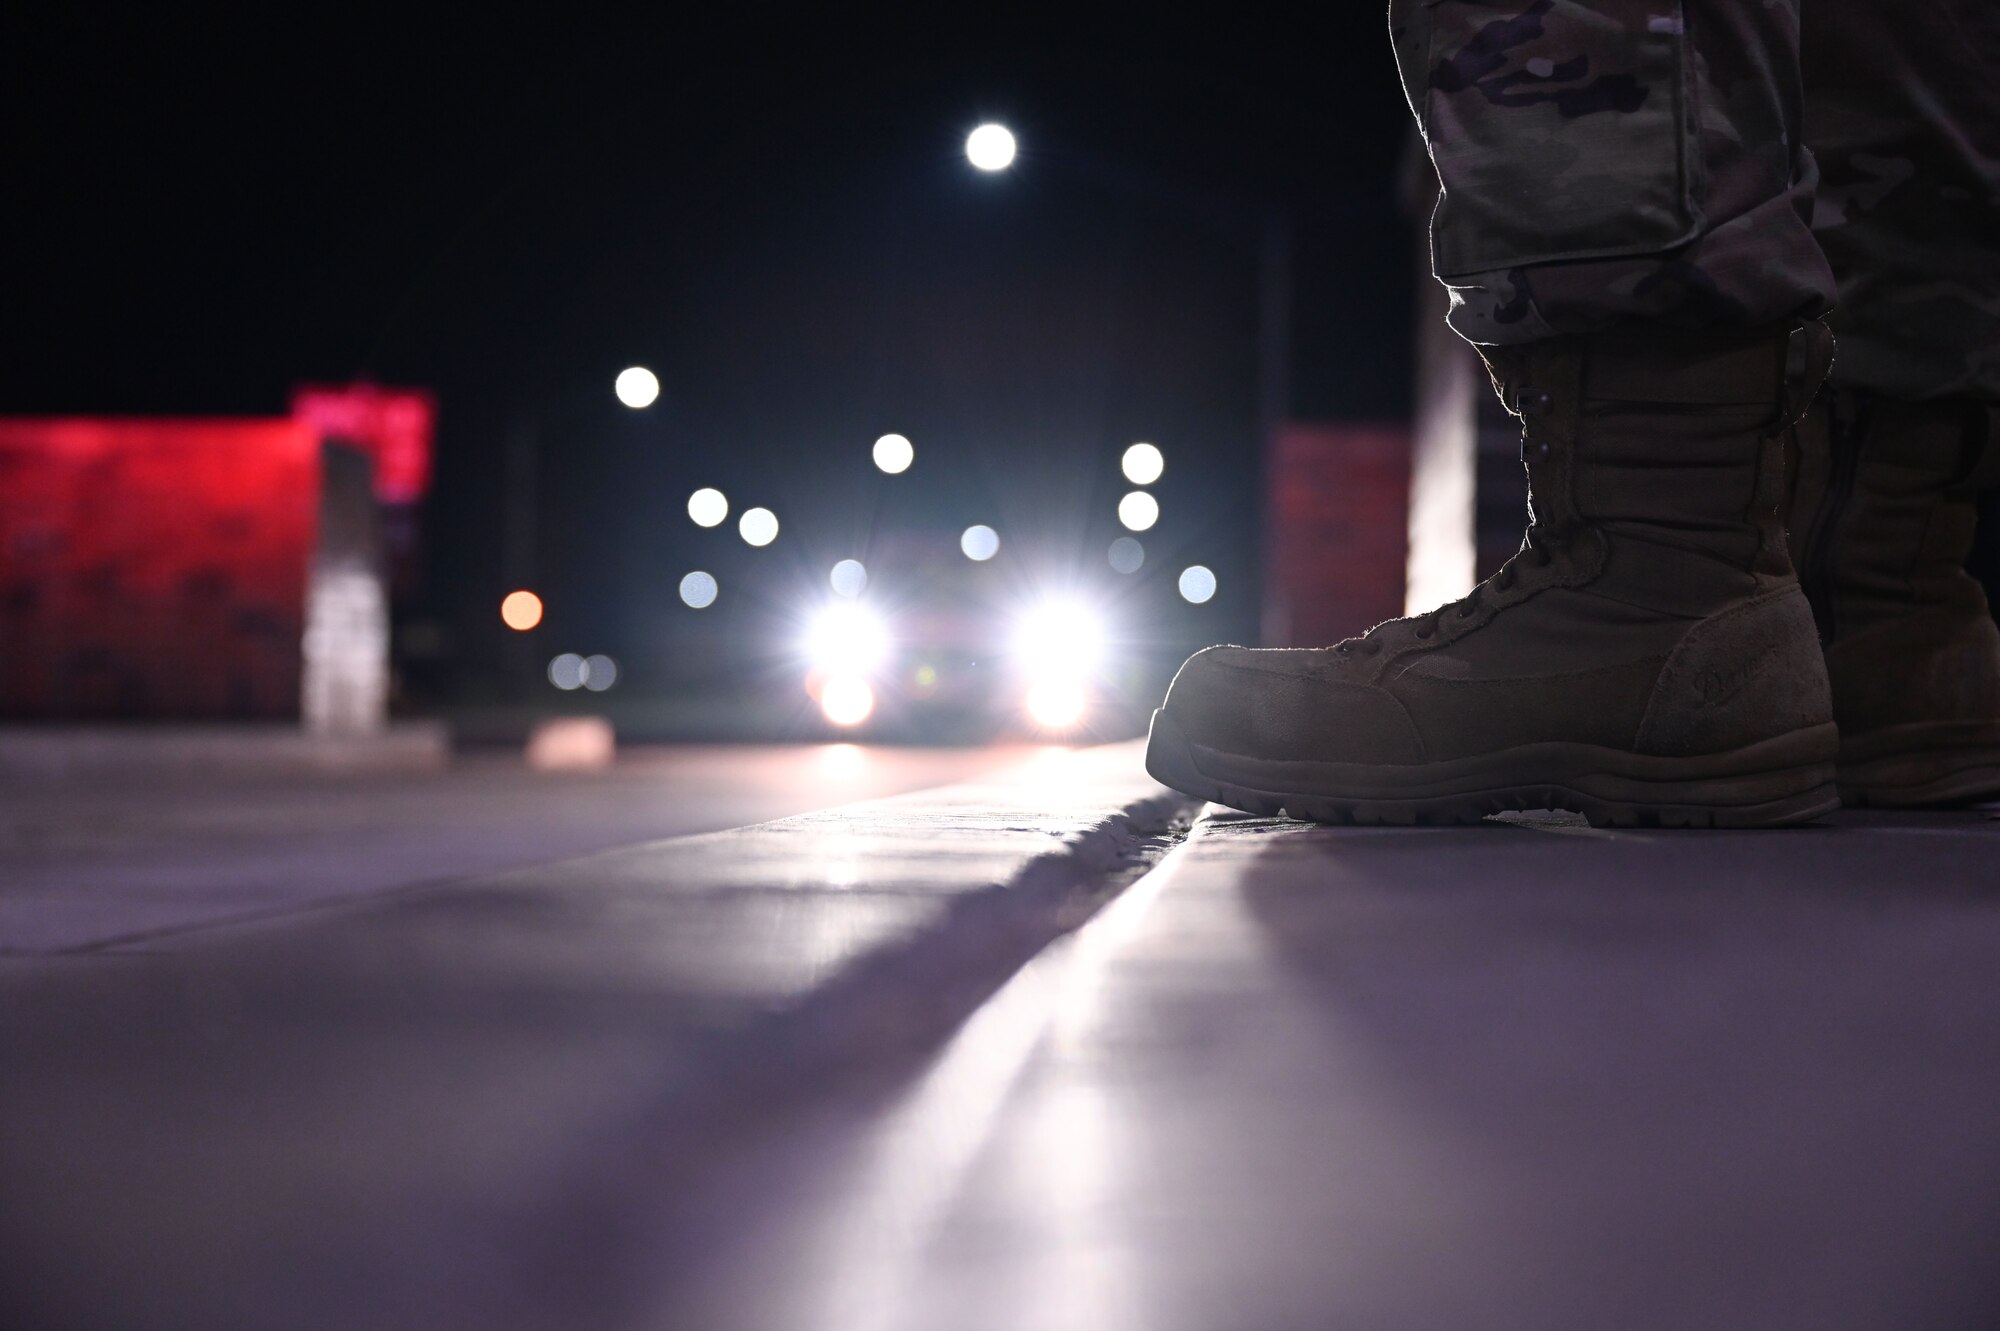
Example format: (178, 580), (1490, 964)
(966, 123), (1017, 171)
(687, 487), (728, 527)
(960, 524), (1000, 561)
(526, 716), (615, 770)
(1121, 442), (1164, 485)
(679, 571), (718, 608)
(1179, 565), (1217, 604)
(500, 590), (543, 631)
(819, 675), (876, 727)
(872, 433), (914, 474)
(1108, 536), (1144, 574)
(548, 652), (585, 690)
(739, 507), (779, 546)
(829, 559), (868, 597)
(582, 654), (617, 691)
(1118, 491), (1160, 531)
(614, 366), (659, 409)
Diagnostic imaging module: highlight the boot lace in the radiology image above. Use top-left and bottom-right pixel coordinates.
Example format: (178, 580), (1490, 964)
(1331, 526), (1559, 657)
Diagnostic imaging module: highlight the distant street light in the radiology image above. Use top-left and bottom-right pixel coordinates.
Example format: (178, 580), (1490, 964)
(829, 559), (868, 597)
(1121, 442), (1165, 485)
(960, 524), (1000, 561)
(872, 433), (914, 474)
(614, 366), (660, 409)
(548, 652), (586, 689)
(1117, 491), (1160, 532)
(965, 123), (1017, 172)
(500, 589), (544, 631)
(739, 507), (780, 547)
(687, 487), (729, 527)
(679, 571), (719, 608)
(582, 654), (618, 691)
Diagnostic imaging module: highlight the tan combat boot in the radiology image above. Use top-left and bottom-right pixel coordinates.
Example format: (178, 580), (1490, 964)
(1786, 394), (2000, 805)
(1147, 323), (1841, 827)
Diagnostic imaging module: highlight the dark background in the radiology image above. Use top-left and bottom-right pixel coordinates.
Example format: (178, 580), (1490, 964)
(0, 10), (1416, 707)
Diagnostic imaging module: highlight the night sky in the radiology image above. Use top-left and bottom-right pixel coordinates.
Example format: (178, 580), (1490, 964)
(3, 11), (1416, 708)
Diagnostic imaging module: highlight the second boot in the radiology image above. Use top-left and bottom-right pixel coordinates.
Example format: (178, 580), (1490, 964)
(1786, 393), (2000, 805)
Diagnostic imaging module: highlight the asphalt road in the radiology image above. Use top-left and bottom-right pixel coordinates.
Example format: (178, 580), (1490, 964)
(0, 742), (1037, 952)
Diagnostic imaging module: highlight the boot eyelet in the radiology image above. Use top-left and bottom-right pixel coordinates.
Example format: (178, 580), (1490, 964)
(1513, 389), (1553, 417)
(1523, 440), (1553, 464)
(1413, 626), (1434, 641)
(1456, 606), (1474, 619)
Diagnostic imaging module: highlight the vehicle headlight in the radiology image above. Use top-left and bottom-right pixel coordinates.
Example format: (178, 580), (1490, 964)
(1012, 597), (1106, 731)
(1011, 598), (1106, 679)
(818, 676), (876, 727)
(1023, 678), (1089, 730)
(804, 602), (892, 676)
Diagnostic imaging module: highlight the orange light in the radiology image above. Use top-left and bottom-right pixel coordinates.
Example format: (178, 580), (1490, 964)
(500, 589), (544, 631)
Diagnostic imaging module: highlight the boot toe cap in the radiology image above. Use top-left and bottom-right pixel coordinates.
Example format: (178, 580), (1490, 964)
(1163, 645), (1422, 763)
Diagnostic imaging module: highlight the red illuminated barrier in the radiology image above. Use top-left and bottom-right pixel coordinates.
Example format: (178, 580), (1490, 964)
(0, 418), (320, 719)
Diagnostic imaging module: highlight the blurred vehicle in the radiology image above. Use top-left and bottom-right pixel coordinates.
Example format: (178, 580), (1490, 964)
(793, 530), (1161, 742)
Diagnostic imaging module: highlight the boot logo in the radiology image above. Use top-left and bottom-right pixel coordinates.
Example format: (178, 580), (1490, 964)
(1691, 656), (1763, 708)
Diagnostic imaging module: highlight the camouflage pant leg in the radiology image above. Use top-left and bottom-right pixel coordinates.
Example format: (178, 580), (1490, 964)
(1390, 0), (1835, 343)
(1804, 1), (2000, 401)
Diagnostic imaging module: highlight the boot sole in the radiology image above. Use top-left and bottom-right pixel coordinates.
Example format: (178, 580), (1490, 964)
(1837, 721), (2000, 807)
(1145, 711), (1841, 829)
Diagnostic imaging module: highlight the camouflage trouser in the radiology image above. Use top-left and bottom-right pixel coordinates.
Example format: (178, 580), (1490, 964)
(1390, 0), (2000, 400)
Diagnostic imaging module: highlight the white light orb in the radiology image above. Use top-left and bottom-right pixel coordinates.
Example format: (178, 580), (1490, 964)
(1025, 678), (1088, 731)
(960, 524), (1000, 561)
(829, 558), (868, 598)
(1179, 565), (1217, 604)
(1118, 490), (1160, 532)
(614, 366), (660, 409)
(966, 123), (1018, 171)
(547, 652), (586, 690)
(739, 507), (779, 546)
(820, 675), (876, 727)
(679, 571), (718, 608)
(582, 654), (617, 691)
(1108, 536), (1144, 574)
(806, 602), (892, 675)
(1014, 599), (1106, 676)
(687, 487), (728, 527)
(1121, 442), (1164, 485)
(872, 433), (914, 474)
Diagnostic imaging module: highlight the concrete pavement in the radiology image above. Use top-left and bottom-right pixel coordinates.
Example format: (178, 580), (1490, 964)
(1, 742), (1191, 1330)
(675, 805), (2000, 1330)
(4, 742), (1998, 1329)
(0, 742), (1038, 951)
